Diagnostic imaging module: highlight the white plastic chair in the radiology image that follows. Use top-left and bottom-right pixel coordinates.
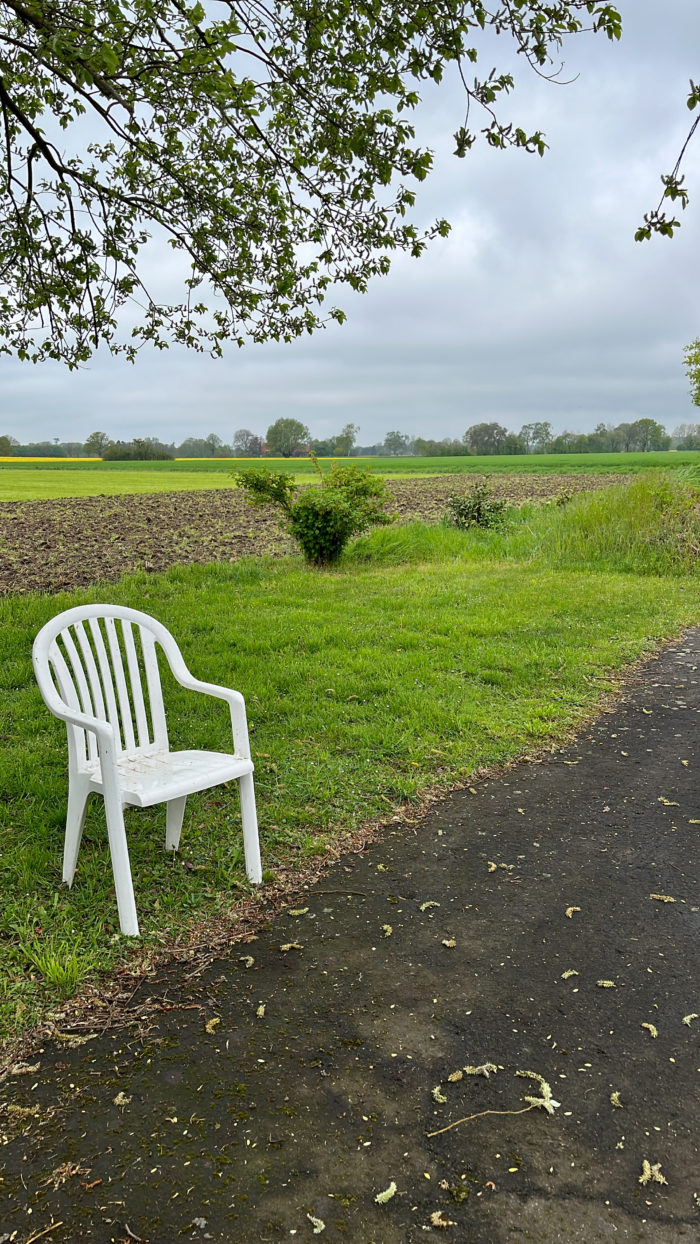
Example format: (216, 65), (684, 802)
(32, 604), (262, 937)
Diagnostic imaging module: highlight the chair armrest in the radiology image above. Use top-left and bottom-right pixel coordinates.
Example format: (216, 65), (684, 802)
(162, 653), (252, 761)
(36, 684), (117, 746)
(35, 689), (123, 795)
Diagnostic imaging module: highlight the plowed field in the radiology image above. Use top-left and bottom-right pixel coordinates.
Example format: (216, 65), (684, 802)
(0, 473), (630, 595)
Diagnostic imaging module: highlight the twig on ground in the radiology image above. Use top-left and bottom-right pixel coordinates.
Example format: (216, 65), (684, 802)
(312, 890), (367, 897)
(427, 1104), (535, 1137)
(26, 1224), (64, 1244)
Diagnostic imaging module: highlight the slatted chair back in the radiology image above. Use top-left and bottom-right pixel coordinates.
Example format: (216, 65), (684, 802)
(35, 604), (174, 772)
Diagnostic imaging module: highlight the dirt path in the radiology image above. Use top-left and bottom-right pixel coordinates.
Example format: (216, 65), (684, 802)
(1, 630), (697, 1242)
(0, 473), (631, 594)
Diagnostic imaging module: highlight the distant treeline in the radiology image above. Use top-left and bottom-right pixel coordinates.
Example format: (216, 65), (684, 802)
(416, 420), (699, 455)
(1, 418), (699, 461)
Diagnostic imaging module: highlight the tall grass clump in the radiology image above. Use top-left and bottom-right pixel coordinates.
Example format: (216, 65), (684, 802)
(347, 521), (475, 566)
(529, 472), (699, 576)
(348, 472), (699, 577)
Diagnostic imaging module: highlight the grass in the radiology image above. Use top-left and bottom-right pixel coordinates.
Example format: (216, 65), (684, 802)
(0, 451), (697, 500)
(352, 470), (700, 578)
(0, 472), (698, 1045)
(0, 468), (248, 500)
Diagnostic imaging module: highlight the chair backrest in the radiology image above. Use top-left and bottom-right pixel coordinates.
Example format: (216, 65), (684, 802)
(32, 604), (176, 769)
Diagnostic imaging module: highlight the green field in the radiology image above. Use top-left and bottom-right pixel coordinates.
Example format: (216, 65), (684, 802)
(0, 468), (244, 499)
(0, 450), (697, 500)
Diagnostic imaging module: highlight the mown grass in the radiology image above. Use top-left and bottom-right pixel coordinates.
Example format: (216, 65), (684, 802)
(0, 473), (698, 1044)
(0, 451), (698, 500)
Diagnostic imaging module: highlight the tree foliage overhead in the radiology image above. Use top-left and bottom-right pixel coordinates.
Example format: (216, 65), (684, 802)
(0, 1), (626, 367)
(683, 338), (700, 407)
(635, 81), (700, 242)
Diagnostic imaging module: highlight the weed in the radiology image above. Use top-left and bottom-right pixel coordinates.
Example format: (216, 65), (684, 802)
(23, 940), (93, 999)
(444, 479), (508, 530)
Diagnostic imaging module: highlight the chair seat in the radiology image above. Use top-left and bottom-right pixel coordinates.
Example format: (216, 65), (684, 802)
(81, 749), (254, 808)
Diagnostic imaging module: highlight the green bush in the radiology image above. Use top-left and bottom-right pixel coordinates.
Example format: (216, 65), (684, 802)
(444, 479), (507, 530)
(235, 455), (393, 565)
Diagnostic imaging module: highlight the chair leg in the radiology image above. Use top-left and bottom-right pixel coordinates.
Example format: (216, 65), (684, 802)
(104, 795), (140, 937)
(238, 772), (262, 884)
(63, 779), (90, 887)
(165, 795), (187, 852)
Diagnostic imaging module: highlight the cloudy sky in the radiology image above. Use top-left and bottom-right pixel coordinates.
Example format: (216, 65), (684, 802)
(2, 0), (700, 448)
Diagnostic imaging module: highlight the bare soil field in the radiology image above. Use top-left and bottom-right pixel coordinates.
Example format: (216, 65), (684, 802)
(0, 473), (631, 595)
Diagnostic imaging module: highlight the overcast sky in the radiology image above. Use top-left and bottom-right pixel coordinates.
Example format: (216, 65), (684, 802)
(2, 0), (700, 448)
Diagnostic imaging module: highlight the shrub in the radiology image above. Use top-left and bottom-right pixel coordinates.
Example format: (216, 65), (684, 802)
(444, 479), (507, 530)
(235, 455), (393, 565)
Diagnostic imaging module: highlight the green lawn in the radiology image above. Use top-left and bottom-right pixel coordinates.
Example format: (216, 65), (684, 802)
(0, 451), (697, 500)
(0, 472), (698, 1045)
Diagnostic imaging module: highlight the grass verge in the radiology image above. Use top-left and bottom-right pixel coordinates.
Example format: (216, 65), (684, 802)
(351, 470), (700, 577)
(0, 548), (698, 1044)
